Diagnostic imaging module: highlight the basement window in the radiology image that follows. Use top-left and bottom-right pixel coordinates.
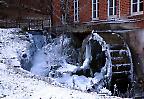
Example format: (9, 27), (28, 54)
(74, 0), (79, 22)
(92, 0), (99, 20)
(108, 0), (117, 18)
(131, 0), (143, 15)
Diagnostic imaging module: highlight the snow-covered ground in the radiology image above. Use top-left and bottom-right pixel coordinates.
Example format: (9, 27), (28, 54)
(0, 63), (121, 99)
(0, 28), (122, 99)
(0, 28), (35, 68)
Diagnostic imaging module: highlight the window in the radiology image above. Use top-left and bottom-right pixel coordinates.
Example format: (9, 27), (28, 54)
(74, 0), (79, 22)
(108, 0), (117, 17)
(131, 0), (143, 15)
(92, 0), (99, 20)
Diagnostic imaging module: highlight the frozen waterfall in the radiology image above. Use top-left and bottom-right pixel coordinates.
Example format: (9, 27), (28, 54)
(28, 32), (111, 93)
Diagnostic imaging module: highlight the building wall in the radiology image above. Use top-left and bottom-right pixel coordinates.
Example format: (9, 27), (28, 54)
(52, 0), (144, 29)
(120, 0), (130, 18)
(69, 0), (75, 23)
(99, 0), (107, 20)
(52, 0), (61, 26)
(127, 0), (144, 28)
(124, 30), (144, 78)
(79, 0), (92, 23)
(136, 20), (144, 28)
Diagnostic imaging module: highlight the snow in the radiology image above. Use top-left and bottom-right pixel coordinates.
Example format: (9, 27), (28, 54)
(57, 62), (77, 73)
(0, 28), (32, 67)
(99, 87), (112, 95)
(0, 63), (7, 70)
(0, 62), (121, 99)
(0, 66), (87, 99)
(0, 28), (123, 99)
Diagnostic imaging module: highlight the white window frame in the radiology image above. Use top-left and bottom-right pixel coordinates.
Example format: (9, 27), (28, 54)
(131, 0), (143, 16)
(108, 0), (117, 18)
(92, 0), (99, 20)
(74, 0), (79, 22)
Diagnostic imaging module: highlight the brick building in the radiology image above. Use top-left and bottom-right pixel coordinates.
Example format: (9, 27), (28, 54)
(52, 0), (144, 29)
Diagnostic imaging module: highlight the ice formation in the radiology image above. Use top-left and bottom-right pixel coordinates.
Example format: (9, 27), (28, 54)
(29, 31), (112, 93)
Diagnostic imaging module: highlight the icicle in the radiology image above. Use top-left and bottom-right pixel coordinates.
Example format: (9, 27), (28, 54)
(81, 41), (92, 69)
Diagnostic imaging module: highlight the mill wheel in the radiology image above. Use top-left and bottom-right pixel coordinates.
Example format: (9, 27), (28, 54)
(94, 31), (134, 97)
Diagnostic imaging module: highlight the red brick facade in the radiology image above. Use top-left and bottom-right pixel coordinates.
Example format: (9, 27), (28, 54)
(52, 0), (144, 29)
(52, 0), (61, 26)
(99, 0), (107, 20)
(79, 0), (92, 23)
(120, 0), (130, 17)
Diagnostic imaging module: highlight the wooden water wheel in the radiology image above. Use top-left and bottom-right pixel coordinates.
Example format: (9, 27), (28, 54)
(93, 31), (134, 97)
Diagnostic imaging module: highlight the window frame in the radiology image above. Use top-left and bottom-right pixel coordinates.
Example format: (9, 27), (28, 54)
(131, 0), (143, 16)
(74, 0), (79, 22)
(92, 0), (99, 20)
(108, 0), (117, 18)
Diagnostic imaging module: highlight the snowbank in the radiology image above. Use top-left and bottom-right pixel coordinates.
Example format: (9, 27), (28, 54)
(0, 28), (34, 68)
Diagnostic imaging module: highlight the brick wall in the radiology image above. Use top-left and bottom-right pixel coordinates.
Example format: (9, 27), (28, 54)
(52, 0), (75, 26)
(99, 0), (107, 20)
(69, 0), (74, 23)
(78, 0), (108, 21)
(79, 0), (92, 23)
(52, 0), (61, 26)
(128, 14), (144, 28)
(136, 20), (144, 28)
(120, 0), (130, 18)
(52, 0), (144, 29)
